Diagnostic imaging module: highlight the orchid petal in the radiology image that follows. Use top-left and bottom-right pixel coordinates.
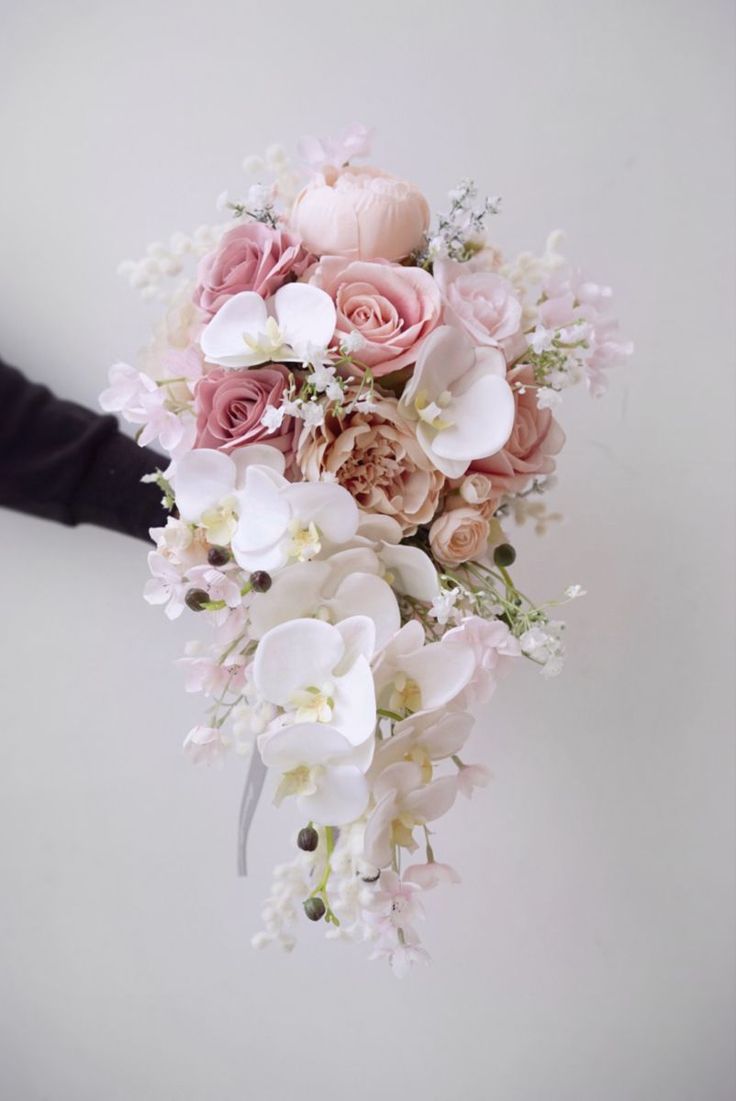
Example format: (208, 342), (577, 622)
(335, 615), (377, 667)
(259, 723), (353, 770)
(253, 618), (345, 706)
(248, 561), (332, 639)
(404, 776), (457, 823)
(363, 790), (398, 868)
(200, 291), (270, 368)
(300, 765), (369, 825)
(173, 448), (236, 522)
(329, 577), (399, 653)
(271, 283), (336, 356)
(331, 655), (376, 745)
(232, 466), (290, 553)
(399, 638), (476, 712)
(373, 760), (423, 803)
(431, 372), (515, 461)
(401, 326), (474, 411)
(284, 481), (359, 544)
(380, 542), (440, 602)
(356, 513), (403, 545)
(230, 444), (286, 486)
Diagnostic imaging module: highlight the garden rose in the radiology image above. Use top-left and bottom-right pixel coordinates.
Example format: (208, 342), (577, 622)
(296, 394), (444, 534)
(193, 365), (295, 457)
(433, 259), (524, 356)
(429, 506), (490, 566)
(290, 166), (429, 262)
(311, 258), (441, 376)
(470, 364), (565, 495)
(193, 223), (311, 317)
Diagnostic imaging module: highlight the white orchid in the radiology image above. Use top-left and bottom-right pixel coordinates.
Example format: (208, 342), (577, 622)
(200, 282), (336, 369)
(372, 620), (476, 718)
(171, 443), (359, 574)
(253, 616), (377, 751)
(232, 466), (359, 573)
(371, 709), (474, 778)
(248, 549), (400, 650)
(259, 724), (369, 825)
(398, 325), (516, 478)
(350, 514), (442, 604)
(363, 761), (458, 868)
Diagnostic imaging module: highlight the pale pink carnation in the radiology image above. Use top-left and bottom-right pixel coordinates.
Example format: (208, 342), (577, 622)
(193, 223), (311, 317)
(311, 257), (441, 377)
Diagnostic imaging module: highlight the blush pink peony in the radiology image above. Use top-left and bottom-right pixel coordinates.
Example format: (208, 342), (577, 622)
(470, 364), (565, 495)
(290, 166), (430, 262)
(310, 257), (441, 376)
(193, 223), (311, 317)
(193, 365), (295, 457)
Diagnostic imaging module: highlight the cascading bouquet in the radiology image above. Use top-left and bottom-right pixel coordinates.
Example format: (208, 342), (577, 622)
(102, 124), (631, 976)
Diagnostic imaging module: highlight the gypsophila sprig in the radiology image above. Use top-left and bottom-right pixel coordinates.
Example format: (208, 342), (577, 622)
(104, 122), (631, 977)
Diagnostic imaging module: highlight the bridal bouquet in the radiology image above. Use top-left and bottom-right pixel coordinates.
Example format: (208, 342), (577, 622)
(103, 124), (630, 976)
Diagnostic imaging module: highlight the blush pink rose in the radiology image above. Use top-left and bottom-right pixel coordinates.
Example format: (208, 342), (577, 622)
(193, 223), (311, 317)
(193, 366), (295, 457)
(433, 259), (524, 357)
(311, 258), (441, 376)
(290, 166), (430, 262)
(470, 364), (565, 495)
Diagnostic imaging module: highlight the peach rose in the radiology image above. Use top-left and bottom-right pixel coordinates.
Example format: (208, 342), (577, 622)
(429, 506), (490, 566)
(193, 223), (311, 317)
(296, 394), (444, 534)
(470, 364), (565, 495)
(310, 258), (441, 376)
(290, 166), (430, 262)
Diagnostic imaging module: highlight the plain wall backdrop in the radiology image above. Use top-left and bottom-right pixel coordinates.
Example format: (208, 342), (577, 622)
(1, 2), (734, 1099)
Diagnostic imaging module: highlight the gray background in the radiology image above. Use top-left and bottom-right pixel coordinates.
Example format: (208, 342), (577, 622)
(1, 2), (734, 1099)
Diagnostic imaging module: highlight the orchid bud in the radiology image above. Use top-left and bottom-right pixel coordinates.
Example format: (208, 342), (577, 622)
(185, 588), (210, 612)
(207, 546), (231, 567)
(297, 826), (319, 852)
(493, 543), (516, 567)
(303, 897), (326, 921)
(250, 571), (272, 593)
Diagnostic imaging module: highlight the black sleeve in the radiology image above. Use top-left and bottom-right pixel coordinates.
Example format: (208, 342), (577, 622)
(0, 358), (168, 541)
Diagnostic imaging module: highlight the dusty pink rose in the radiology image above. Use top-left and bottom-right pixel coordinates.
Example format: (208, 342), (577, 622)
(193, 366), (295, 457)
(433, 259), (524, 357)
(428, 506), (490, 566)
(290, 166), (430, 262)
(470, 364), (565, 495)
(193, 223), (311, 317)
(296, 393), (444, 534)
(311, 258), (441, 376)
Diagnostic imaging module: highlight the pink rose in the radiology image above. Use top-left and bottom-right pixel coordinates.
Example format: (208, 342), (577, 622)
(193, 223), (311, 317)
(311, 258), (441, 376)
(290, 166), (429, 262)
(470, 364), (565, 495)
(193, 366), (295, 457)
(433, 259), (524, 357)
